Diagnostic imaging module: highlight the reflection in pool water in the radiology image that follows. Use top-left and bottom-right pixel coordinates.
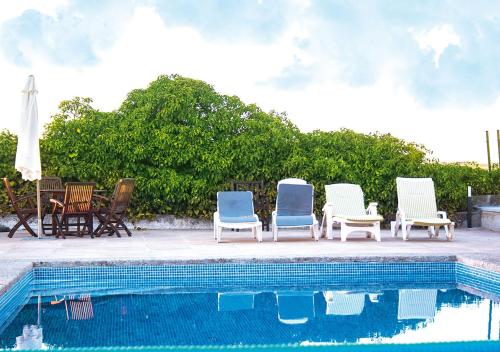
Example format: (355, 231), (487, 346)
(0, 288), (499, 349)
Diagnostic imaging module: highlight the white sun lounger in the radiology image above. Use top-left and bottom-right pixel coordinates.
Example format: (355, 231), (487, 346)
(321, 184), (383, 241)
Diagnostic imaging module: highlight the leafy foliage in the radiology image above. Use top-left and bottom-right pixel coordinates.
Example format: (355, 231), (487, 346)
(1, 74), (498, 221)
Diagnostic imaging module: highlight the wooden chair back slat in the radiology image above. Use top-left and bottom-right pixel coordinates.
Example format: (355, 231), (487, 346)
(40, 177), (62, 190)
(63, 182), (95, 215)
(110, 179), (135, 214)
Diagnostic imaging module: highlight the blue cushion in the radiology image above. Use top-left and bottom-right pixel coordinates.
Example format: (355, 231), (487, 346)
(220, 215), (257, 223)
(276, 184), (313, 216)
(276, 215), (313, 226)
(217, 191), (255, 218)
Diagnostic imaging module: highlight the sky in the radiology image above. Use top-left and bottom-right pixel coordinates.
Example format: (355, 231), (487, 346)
(0, 0), (499, 164)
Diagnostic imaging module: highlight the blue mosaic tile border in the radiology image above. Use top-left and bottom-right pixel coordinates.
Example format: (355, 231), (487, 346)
(32, 262), (456, 292)
(0, 271), (33, 334)
(456, 263), (500, 298)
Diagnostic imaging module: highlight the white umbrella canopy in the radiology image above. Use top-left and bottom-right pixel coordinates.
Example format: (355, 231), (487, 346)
(15, 75), (42, 238)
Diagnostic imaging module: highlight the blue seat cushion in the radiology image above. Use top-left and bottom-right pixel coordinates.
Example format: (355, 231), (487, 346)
(276, 215), (313, 226)
(220, 215), (257, 223)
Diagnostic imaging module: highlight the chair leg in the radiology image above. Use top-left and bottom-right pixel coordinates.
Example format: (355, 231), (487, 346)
(256, 226), (263, 242)
(374, 222), (381, 242)
(313, 224), (319, 241)
(434, 225), (440, 238)
(272, 224), (278, 242)
(340, 224), (348, 242)
(319, 213), (326, 238)
(12, 213), (37, 237)
(447, 222), (454, 241)
(402, 221), (410, 241)
(8, 220), (24, 238)
(106, 222), (120, 238)
(54, 214), (65, 239)
(117, 218), (132, 236)
(213, 222), (217, 240)
(216, 226), (222, 243)
(88, 214), (94, 238)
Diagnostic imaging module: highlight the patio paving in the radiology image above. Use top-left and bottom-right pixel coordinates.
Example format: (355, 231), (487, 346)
(0, 227), (498, 262)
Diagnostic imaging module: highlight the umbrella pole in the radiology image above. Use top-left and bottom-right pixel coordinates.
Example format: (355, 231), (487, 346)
(36, 180), (42, 238)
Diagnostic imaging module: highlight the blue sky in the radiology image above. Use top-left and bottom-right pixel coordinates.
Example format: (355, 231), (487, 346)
(0, 0), (499, 163)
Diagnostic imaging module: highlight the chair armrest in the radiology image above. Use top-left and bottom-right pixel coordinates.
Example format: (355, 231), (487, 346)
(17, 194), (37, 208)
(396, 209), (406, 221)
(366, 202), (378, 215)
(322, 202), (334, 211)
(437, 211), (448, 219)
(50, 199), (64, 208)
(94, 194), (110, 202)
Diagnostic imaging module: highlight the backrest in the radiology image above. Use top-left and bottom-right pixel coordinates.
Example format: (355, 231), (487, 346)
(63, 182), (95, 214)
(217, 191), (254, 217)
(110, 179), (135, 214)
(278, 178), (307, 185)
(276, 184), (313, 216)
(2, 177), (17, 206)
(40, 177), (62, 190)
(396, 177), (437, 219)
(325, 184), (366, 216)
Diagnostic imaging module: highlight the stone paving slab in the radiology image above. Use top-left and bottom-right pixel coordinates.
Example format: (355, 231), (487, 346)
(0, 261), (32, 295)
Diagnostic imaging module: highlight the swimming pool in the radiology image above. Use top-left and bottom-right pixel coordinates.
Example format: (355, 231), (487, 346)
(0, 260), (499, 351)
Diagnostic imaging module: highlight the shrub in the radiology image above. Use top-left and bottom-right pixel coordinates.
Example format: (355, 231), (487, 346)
(0, 74), (498, 221)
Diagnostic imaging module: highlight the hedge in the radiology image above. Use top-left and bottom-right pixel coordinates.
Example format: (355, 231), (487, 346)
(0, 74), (498, 221)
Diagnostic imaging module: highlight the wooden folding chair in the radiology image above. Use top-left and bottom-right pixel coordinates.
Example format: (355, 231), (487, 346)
(94, 179), (135, 237)
(40, 176), (63, 234)
(51, 182), (95, 238)
(2, 177), (38, 237)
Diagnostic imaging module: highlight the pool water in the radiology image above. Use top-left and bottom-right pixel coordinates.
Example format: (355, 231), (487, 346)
(0, 287), (499, 349)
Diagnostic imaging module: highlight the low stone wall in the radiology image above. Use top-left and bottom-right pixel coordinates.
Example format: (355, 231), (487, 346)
(481, 209), (500, 232)
(0, 214), (213, 231)
(0, 212), (495, 232)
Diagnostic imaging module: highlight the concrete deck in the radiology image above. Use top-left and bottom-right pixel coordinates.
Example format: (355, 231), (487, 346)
(0, 227), (499, 293)
(1, 227), (499, 262)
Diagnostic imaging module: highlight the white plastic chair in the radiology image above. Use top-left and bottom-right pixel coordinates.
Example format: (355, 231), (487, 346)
(321, 184), (383, 241)
(213, 191), (262, 243)
(272, 182), (319, 241)
(393, 178), (454, 241)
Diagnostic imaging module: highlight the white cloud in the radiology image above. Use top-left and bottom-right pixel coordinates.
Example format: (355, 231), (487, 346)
(0, 0), (69, 23)
(0, 5), (497, 165)
(412, 24), (461, 68)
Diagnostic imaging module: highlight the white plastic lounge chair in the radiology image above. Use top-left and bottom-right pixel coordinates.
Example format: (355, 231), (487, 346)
(397, 289), (437, 320)
(272, 182), (319, 241)
(392, 177), (454, 241)
(323, 291), (366, 316)
(218, 292), (255, 312)
(321, 184), (383, 242)
(276, 291), (315, 324)
(214, 191), (263, 243)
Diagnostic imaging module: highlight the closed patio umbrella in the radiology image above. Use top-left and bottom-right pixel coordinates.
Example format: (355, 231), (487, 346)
(15, 75), (42, 238)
